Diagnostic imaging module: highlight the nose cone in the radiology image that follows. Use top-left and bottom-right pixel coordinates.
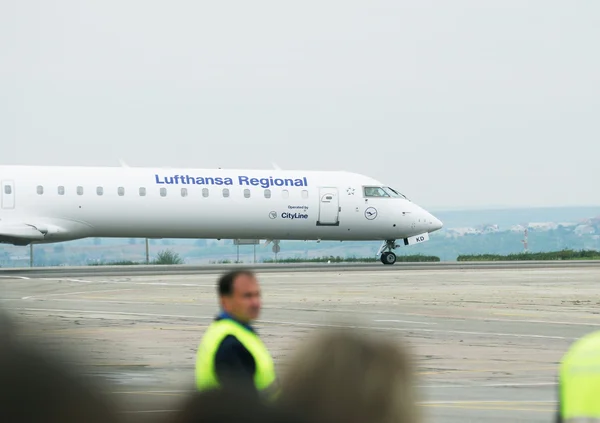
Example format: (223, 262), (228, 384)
(431, 215), (443, 232)
(426, 213), (443, 232)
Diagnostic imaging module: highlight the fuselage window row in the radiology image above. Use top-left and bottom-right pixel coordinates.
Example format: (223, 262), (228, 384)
(36, 186), (308, 199)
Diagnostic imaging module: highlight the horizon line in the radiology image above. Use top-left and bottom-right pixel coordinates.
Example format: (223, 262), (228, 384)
(424, 204), (600, 212)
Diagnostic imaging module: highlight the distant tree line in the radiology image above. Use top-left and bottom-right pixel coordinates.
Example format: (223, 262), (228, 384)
(262, 254), (440, 263)
(89, 251), (441, 265)
(90, 249), (184, 265)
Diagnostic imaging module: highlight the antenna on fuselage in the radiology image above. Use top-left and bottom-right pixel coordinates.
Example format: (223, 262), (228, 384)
(118, 158), (129, 167)
(271, 162), (282, 170)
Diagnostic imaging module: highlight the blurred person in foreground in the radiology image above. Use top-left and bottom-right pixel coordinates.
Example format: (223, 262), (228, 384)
(0, 310), (120, 423)
(195, 269), (278, 399)
(170, 387), (306, 423)
(278, 327), (420, 423)
(556, 330), (600, 422)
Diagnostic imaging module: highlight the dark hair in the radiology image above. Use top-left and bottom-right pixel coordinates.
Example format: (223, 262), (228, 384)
(218, 269), (256, 296)
(0, 330), (120, 423)
(171, 388), (307, 423)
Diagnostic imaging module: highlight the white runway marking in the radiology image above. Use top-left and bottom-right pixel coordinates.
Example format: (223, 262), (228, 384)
(482, 317), (600, 327)
(38, 278), (215, 287)
(116, 398), (557, 414)
(421, 382), (556, 388)
(6, 307), (578, 340)
(264, 319), (576, 340)
(274, 306), (600, 328)
(39, 278), (95, 283)
(10, 308), (214, 320)
(17, 298), (191, 305)
(109, 383), (557, 393)
(21, 288), (133, 300)
(374, 319), (436, 325)
(0, 275), (30, 279)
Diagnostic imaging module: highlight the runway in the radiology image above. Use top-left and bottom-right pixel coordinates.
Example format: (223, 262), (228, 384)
(1, 259), (600, 277)
(1, 264), (599, 422)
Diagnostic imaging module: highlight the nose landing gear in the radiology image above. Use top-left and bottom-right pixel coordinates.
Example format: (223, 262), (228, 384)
(378, 240), (398, 265)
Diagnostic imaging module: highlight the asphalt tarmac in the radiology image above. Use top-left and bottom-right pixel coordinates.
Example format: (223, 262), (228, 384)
(2, 264), (598, 422)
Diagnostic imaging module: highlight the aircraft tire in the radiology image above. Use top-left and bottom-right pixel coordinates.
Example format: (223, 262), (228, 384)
(380, 252), (396, 265)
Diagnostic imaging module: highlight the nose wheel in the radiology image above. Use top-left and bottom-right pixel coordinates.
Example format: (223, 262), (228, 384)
(380, 251), (397, 265)
(378, 240), (399, 265)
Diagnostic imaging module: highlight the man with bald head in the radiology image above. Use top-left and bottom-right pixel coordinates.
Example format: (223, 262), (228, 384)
(195, 269), (278, 399)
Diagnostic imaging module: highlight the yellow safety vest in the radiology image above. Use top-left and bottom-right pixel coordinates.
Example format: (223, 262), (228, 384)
(559, 330), (600, 421)
(195, 318), (278, 398)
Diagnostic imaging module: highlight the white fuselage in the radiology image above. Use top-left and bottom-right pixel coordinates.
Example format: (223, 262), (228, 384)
(0, 165), (442, 245)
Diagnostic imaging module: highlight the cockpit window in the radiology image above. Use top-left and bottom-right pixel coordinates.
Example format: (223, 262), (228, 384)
(383, 187), (407, 199)
(363, 186), (408, 199)
(363, 186), (389, 197)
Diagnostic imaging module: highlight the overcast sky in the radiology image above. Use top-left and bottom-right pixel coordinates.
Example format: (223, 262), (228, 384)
(1, 1), (598, 210)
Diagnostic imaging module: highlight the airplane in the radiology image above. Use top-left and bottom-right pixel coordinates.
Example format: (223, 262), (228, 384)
(0, 165), (443, 265)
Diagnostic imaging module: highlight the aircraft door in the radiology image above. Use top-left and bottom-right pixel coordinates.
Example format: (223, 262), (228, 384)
(317, 187), (339, 226)
(1, 180), (15, 209)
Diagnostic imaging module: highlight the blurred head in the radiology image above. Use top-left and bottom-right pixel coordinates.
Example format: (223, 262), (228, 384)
(279, 328), (420, 423)
(218, 270), (261, 323)
(170, 388), (306, 423)
(0, 324), (120, 423)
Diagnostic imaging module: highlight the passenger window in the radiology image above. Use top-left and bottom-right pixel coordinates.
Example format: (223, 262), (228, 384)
(118, 187), (125, 196)
(139, 187), (146, 196)
(264, 189), (271, 198)
(58, 186), (64, 195)
(37, 185), (43, 195)
(4, 185), (11, 194)
(77, 186), (83, 195)
(223, 188), (229, 197)
(244, 189), (250, 198)
(160, 187), (167, 197)
(181, 188), (188, 197)
(97, 186), (103, 195)
(301, 190), (308, 199)
(202, 188), (209, 197)
(282, 189), (289, 199)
